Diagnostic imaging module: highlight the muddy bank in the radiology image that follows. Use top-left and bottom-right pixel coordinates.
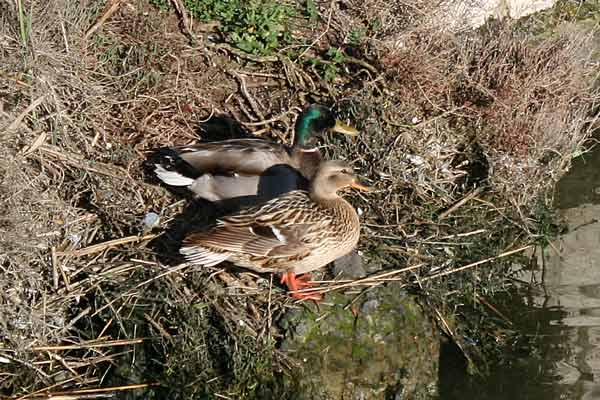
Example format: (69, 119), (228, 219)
(1, 0), (599, 398)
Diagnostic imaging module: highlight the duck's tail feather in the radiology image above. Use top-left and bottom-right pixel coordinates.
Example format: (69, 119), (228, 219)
(147, 147), (200, 187)
(154, 164), (195, 187)
(180, 245), (230, 267)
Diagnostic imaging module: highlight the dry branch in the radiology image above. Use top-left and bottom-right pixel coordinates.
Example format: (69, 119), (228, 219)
(32, 338), (146, 352)
(56, 234), (157, 257)
(84, 0), (123, 40)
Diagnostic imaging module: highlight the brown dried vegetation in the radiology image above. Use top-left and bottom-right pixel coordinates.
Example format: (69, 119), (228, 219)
(0, 0), (598, 398)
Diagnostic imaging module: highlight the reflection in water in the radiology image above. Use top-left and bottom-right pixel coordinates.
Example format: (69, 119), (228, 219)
(439, 150), (600, 399)
(534, 202), (600, 399)
(438, 289), (570, 400)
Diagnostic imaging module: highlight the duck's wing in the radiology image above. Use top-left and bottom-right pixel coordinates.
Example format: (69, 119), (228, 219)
(180, 191), (331, 267)
(151, 140), (306, 201)
(160, 139), (293, 177)
(185, 174), (261, 203)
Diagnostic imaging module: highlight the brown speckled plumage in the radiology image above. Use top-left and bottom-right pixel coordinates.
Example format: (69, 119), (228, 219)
(180, 161), (366, 277)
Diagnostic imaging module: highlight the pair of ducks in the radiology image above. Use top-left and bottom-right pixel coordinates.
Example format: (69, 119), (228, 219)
(153, 105), (367, 300)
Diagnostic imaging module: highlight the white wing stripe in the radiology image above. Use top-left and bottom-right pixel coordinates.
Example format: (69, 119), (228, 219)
(154, 165), (195, 186)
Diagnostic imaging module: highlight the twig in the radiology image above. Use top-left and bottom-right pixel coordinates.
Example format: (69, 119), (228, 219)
(45, 352), (85, 383)
(292, 263), (425, 294)
(58, 257), (71, 291)
(431, 307), (476, 369)
(135, 263), (189, 288)
(1, 354), (51, 382)
(51, 246), (59, 289)
(298, 0), (334, 59)
(84, 0), (123, 40)
(32, 338), (146, 352)
(433, 307), (455, 337)
(208, 42), (278, 63)
(438, 187), (485, 220)
(38, 145), (128, 179)
(343, 54), (378, 75)
(61, 307), (91, 334)
(421, 245), (533, 282)
(439, 229), (487, 239)
(14, 378), (79, 400)
(56, 234), (157, 257)
(170, 0), (195, 44)
(7, 95), (46, 131)
(475, 294), (513, 326)
(233, 72), (265, 120)
(214, 393), (235, 400)
(144, 313), (174, 342)
(21, 130), (47, 155)
(22, 382), (158, 398)
(240, 110), (292, 127)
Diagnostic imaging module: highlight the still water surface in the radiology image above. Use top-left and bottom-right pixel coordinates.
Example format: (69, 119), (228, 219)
(439, 149), (600, 400)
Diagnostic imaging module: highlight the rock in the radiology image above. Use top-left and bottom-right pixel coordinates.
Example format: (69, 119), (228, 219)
(278, 308), (304, 331)
(436, 0), (557, 31)
(280, 288), (439, 399)
(333, 251), (366, 279)
(361, 298), (380, 315)
(295, 321), (311, 338)
(141, 212), (160, 231)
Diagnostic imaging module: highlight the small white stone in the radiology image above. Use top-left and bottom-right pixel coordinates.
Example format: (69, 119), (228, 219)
(407, 155), (425, 166)
(142, 212), (160, 229)
(68, 234), (81, 246)
(357, 207), (364, 216)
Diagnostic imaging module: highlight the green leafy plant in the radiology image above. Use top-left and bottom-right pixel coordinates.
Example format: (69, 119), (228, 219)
(327, 47), (345, 63)
(348, 28), (366, 46)
(150, 0), (297, 55)
(300, 47), (347, 82)
(323, 47), (345, 81)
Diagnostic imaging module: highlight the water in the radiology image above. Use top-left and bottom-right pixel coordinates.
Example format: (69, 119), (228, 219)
(439, 148), (600, 400)
(533, 146), (600, 398)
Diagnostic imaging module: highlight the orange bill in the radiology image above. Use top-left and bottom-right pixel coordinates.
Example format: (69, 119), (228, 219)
(351, 180), (371, 192)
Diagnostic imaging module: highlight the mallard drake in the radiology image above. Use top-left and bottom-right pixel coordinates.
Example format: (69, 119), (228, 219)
(180, 160), (368, 300)
(152, 105), (358, 203)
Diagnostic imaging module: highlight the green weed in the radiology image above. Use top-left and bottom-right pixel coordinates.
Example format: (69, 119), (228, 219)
(348, 28), (366, 46)
(303, 47), (346, 82)
(150, 0), (297, 55)
(16, 0), (33, 48)
(323, 48), (344, 81)
(305, 0), (318, 21)
(532, 198), (562, 247)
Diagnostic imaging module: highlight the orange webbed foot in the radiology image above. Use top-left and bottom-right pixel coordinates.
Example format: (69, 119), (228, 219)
(280, 272), (322, 301)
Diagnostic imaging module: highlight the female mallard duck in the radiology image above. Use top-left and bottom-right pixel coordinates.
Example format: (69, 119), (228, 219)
(153, 105), (358, 203)
(180, 160), (368, 300)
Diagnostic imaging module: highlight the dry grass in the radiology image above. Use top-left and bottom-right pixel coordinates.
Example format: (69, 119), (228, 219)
(0, 0), (598, 398)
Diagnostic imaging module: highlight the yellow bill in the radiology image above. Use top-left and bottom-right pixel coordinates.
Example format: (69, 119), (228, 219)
(332, 120), (359, 136)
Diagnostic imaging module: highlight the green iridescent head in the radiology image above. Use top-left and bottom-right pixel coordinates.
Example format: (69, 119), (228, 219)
(293, 105), (358, 148)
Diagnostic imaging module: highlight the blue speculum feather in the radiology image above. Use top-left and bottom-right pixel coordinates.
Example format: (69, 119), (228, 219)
(295, 108), (321, 145)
